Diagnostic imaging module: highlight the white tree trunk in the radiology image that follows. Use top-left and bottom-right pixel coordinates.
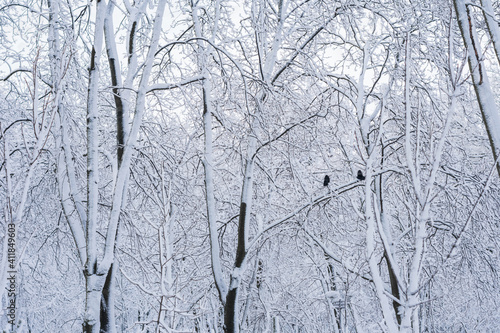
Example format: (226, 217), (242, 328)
(191, 0), (228, 304)
(83, 0), (107, 330)
(364, 159), (399, 333)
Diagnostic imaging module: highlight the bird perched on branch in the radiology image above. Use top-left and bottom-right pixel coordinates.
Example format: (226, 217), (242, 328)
(323, 175), (330, 186)
(357, 170), (365, 181)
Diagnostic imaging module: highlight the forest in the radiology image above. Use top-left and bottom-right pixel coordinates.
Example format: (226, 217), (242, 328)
(1, 0), (500, 332)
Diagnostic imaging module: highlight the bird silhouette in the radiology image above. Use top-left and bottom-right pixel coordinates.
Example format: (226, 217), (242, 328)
(357, 170), (365, 181)
(323, 175), (330, 186)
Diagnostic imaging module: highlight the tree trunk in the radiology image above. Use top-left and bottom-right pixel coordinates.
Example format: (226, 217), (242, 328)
(100, 264), (116, 333)
(385, 252), (401, 326)
(83, 273), (106, 333)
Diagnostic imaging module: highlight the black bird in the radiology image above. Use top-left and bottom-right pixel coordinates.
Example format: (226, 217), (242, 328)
(357, 170), (365, 181)
(323, 175), (330, 186)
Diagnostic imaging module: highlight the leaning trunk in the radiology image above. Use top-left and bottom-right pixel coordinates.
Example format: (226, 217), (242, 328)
(454, 0), (500, 176)
(100, 264), (116, 333)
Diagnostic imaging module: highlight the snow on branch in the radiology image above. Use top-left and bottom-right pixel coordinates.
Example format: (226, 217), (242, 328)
(147, 75), (205, 93)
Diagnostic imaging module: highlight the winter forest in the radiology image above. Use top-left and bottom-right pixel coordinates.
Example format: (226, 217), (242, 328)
(2, 0), (500, 332)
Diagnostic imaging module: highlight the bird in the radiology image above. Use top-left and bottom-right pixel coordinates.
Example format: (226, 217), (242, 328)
(323, 175), (330, 186)
(357, 170), (365, 181)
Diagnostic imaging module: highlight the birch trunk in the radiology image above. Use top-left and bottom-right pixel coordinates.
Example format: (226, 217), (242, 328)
(400, 35), (425, 332)
(364, 153), (399, 333)
(191, 0), (228, 305)
(83, 0), (107, 330)
(224, 134), (256, 333)
(56, 106), (87, 265)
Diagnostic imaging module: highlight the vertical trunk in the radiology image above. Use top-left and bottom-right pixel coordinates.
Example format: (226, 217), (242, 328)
(357, 45), (370, 147)
(385, 251), (401, 326)
(191, 0), (228, 305)
(86, 0), (106, 273)
(104, 1), (127, 165)
(364, 163), (399, 333)
(377, 150), (401, 326)
(326, 260), (341, 333)
(84, 274), (106, 333)
(56, 107), (87, 264)
(223, 289), (238, 333)
(100, 264), (116, 333)
(99, 6), (126, 332)
(84, 0), (107, 330)
(224, 135), (256, 333)
(202, 83), (228, 302)
(157, 199), (175, 331)
(454, 0), (500, 177)
(224, 76), (254, 332)
(273, 317), (280, 333)
(401, 33), (425, 332)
